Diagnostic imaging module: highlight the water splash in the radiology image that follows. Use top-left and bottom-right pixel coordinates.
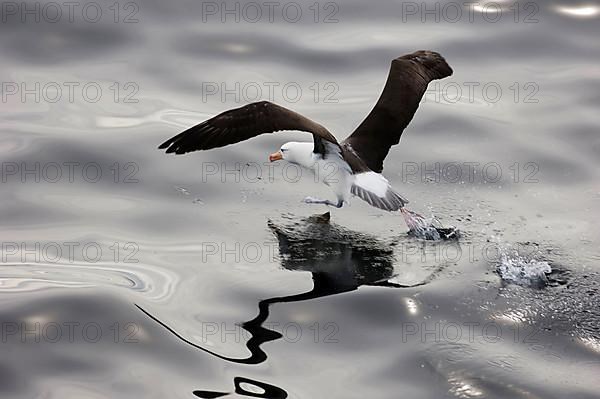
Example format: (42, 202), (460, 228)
(401, 208), (458, 241)
(497, 247), (552, 288)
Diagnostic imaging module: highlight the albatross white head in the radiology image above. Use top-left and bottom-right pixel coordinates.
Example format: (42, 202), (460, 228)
(269, 142), (315, 169)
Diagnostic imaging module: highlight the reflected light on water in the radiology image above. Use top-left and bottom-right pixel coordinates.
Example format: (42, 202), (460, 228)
(579, 336), (600, 354)
(471, 0), (512, 13)
(555, 5), (600, 17)
(493, 309), (527, 323)
(472, 4), (500, 13)
(448, 375), (484, 398)
(404, 298), (418, 315)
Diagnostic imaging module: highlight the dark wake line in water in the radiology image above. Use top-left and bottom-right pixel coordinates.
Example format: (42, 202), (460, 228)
(135, 279), (392, 367)
(135, 303), (266, 365)
(136, 274), (427, 398)
(136, 214), (442, 365)
(136, 215), (444, 397)
(134, 279), (346, 398)
(136, 301), (292, 397)
(135, 275), (430, 368)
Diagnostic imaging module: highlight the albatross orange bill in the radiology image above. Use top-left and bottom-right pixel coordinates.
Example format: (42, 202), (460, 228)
(269, 151), (283, 162)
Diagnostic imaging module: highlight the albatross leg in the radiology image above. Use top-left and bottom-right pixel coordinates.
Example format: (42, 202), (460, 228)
(303, 196), (343, 208)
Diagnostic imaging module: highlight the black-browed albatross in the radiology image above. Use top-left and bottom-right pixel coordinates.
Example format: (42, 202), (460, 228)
(159, 50), (452, 211)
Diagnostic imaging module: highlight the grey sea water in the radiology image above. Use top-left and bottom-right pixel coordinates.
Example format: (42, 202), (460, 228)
(0, 0), (599, 397)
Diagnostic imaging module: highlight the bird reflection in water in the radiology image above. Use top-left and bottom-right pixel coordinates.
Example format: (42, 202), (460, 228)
(138, 212), (429, 398)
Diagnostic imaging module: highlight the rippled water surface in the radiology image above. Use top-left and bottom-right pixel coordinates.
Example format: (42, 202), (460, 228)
(1, 0), (599, 397)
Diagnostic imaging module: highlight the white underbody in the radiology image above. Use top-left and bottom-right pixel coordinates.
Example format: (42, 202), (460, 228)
(280, 141), (407, 211)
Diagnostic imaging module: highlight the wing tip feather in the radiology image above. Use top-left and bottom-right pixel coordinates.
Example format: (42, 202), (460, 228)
(396, 50), (453, 81)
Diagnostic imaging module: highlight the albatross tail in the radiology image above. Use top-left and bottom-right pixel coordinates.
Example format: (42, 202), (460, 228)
(351, 171), (408, 211)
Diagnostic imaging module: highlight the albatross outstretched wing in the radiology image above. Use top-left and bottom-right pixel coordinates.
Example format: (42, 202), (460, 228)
(159, 101), (339, 156)
(342, 51), (453, 173)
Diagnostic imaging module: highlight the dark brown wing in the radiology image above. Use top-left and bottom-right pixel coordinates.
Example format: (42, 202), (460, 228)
(342, 51), (453, 173)
(159, 101), (339, 156)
